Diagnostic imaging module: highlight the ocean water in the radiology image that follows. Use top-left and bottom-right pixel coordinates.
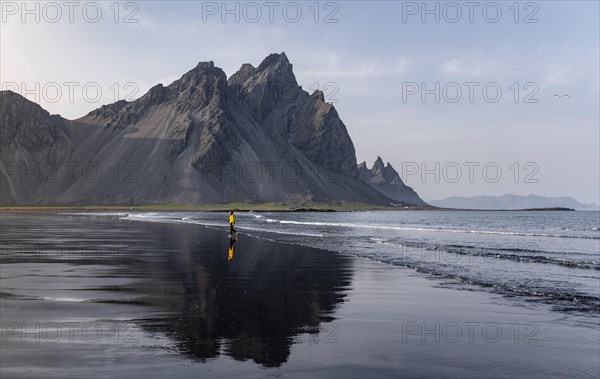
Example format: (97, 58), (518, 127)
(80, 210), (600, 324)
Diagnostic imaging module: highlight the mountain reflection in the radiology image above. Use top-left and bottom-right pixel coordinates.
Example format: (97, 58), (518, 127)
(135, 222), (354, 367)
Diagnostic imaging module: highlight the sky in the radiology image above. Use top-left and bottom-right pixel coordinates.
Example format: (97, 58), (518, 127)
(1, 0), (599, 204)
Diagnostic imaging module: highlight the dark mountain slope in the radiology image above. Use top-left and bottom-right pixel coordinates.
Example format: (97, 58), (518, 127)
(1, 54), (401, 206)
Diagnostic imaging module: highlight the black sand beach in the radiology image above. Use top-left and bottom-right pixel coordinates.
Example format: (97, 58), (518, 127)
(1, 213), (598, 378)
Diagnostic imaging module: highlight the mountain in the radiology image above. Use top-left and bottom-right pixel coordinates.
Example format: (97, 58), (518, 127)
(429, 194), (599, 210)
(0, 53), (408, 206)
(358, 157), (427, 206)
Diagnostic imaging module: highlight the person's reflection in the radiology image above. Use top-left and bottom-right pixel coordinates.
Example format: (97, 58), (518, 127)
(228, 236), (237, 261)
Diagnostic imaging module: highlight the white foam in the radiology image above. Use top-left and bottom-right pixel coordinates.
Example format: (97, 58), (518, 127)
(267, 219), (599, 240)
(75, 212), (598, 240)
(43, 296), (87, 302)
(238, 226), (324, 238)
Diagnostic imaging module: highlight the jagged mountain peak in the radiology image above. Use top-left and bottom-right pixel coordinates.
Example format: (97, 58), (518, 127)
(228, 63), (256, 86)
(257, 52), (291, 71)
(385, 162), (399, 177)
(83, 60), (228, 125)
(226, 53), (302, 124)
(254, 52), (297, 87)
(369, 157), (402, 184)
(372, 156), (385, 170)
(371, 157), (389, 181)
(171, 61), (227, 93)
(359, 157), (427, 206)
(228, 53), (296, 87)
(197, 60), (215, 69)
(311, 90), (325, 102)
(180, 61), (223, 81)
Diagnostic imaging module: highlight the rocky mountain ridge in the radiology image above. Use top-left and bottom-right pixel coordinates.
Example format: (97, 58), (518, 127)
(358, 157), (427, 206)
(1, 53), (425, 206)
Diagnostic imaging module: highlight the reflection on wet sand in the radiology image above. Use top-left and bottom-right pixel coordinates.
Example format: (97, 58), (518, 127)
(125, 222), (354, 367)
(228, 236), (237, 261)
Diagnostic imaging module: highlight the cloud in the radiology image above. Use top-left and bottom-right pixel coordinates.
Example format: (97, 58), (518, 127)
(299, 54), (408, 78)
(542, 64), (580, 87)
(440, 58), (483, 76)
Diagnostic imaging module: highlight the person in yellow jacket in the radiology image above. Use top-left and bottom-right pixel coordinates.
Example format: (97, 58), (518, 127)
(228, 211), (238, 239)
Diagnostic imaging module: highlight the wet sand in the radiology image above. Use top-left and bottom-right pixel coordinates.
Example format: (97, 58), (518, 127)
(1, 213), (598, 378)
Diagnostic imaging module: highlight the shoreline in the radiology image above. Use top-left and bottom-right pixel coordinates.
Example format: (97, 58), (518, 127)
(0, 204), (585, 213)
(0, 203), (432, 213)
(1, 213), (598, 377)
